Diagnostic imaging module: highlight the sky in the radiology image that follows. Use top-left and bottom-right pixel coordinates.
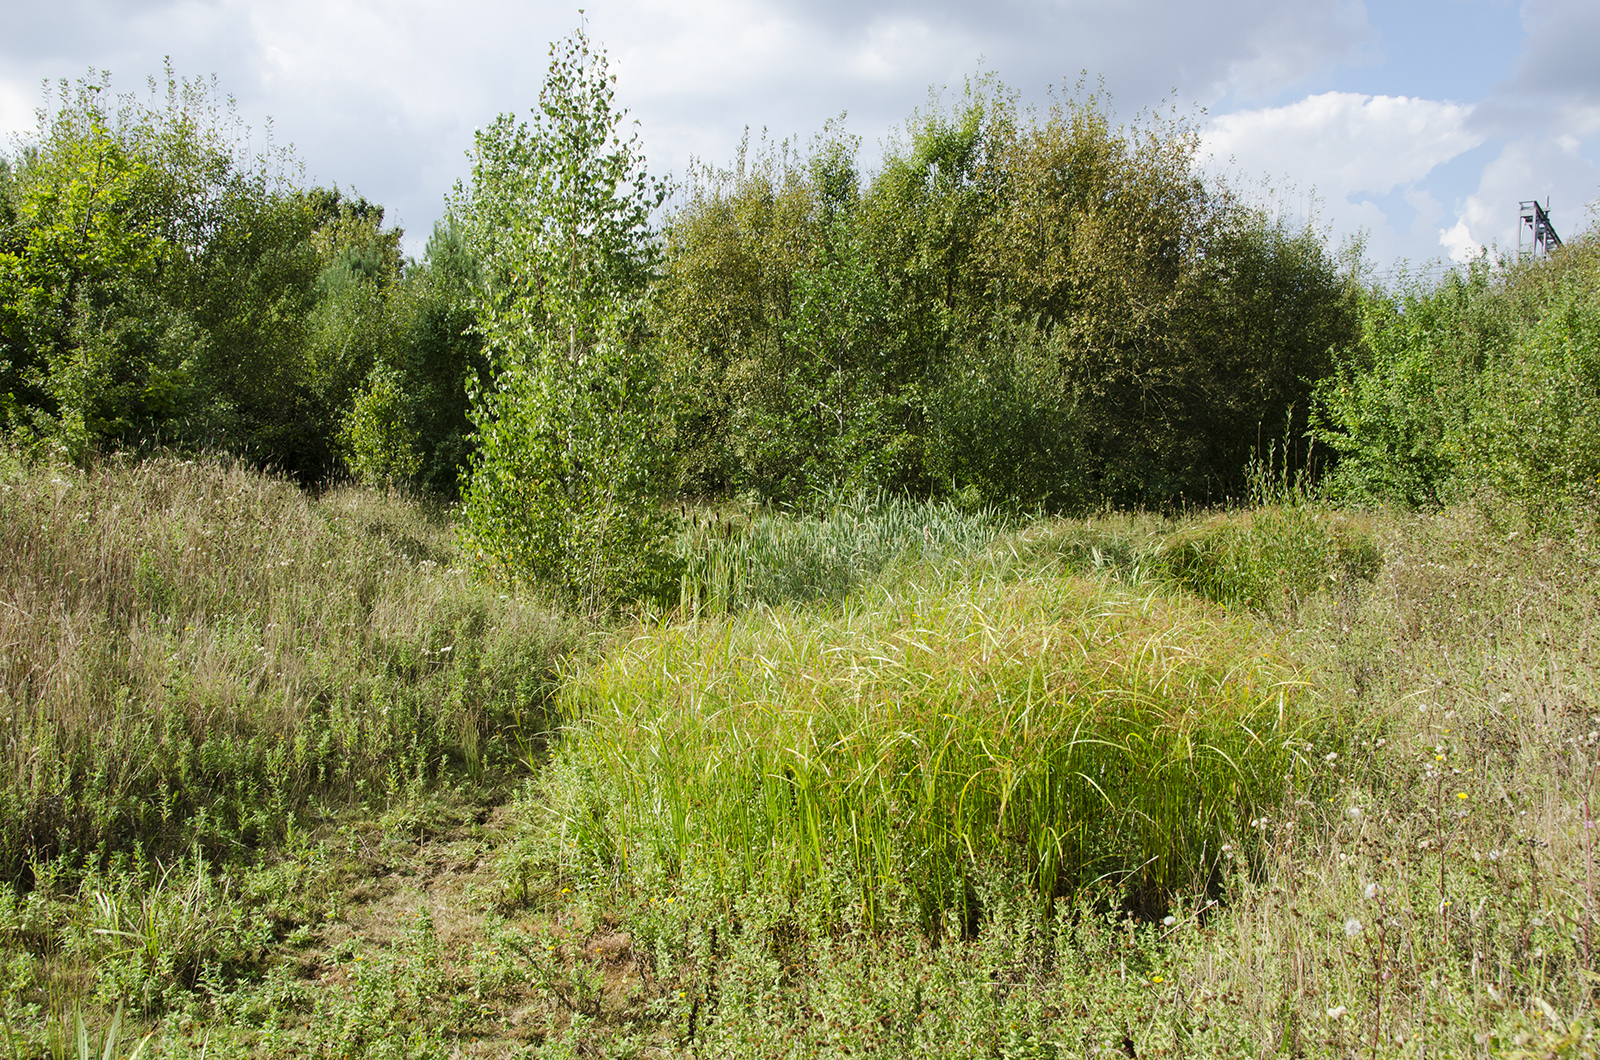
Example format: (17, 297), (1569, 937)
(2, 0), (1597, 273)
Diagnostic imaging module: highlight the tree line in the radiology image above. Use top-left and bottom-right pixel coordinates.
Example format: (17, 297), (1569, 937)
(3, 38), (1595, 604)
(0, 67), (483, 495)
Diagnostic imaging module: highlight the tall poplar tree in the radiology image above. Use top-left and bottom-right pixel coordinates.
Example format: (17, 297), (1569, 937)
(453, 26), (671, 606)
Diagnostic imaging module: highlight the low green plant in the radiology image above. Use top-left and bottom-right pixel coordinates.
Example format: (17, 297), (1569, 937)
(67, 853), (270, 1013)
(55, 1004), (151, 1060)
(1155, 505), (1383, 615)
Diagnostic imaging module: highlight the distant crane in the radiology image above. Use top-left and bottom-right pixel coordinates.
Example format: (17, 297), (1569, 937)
(1518, 198), (1563, 260)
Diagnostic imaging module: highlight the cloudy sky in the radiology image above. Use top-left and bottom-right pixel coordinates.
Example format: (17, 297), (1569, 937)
(3, 0), (1597, 271)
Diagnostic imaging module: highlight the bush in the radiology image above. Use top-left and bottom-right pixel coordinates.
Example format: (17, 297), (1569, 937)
(673, 490), (1007, 615)
(659, 80), (1359, 511)
(1313, 234), (1600, 524)
(1156, 505), (1383, 615)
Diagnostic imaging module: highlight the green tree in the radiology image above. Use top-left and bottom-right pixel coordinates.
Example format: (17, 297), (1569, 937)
(0, 76), (189, 458)
(300, 187), (406, 478)
(339, 219), (488, 496)
(0, 68), (420, 482)
(453, 26), (672, 605)
(1313, 232), (1600, 523)
(653, 135), (815, 499)
(659, 80), (1357, 510)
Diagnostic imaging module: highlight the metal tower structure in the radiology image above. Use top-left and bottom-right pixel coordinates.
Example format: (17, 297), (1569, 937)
(1518, 198), (1563, 260)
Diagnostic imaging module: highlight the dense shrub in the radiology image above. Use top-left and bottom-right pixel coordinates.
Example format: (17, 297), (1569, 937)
(0, 70), (409, 484)
(338, 220), (488, 497)
(658, 82), (1359, 511)
(1313, 234), (1600, 524)
(529, 539), (1318, 927)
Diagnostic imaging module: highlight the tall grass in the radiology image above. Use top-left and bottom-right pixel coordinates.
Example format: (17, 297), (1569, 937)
(522, 552), (1322, 927)
(985, 500), (1384, 622)
(672, 491), (1008, 615)
(0, 451), (575, 884)
(1155, 505), (1383, 615)
(6, 470), (1595, 1056)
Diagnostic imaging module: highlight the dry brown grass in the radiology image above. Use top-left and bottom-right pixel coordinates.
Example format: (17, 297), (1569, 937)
(0, 450), (576, 883)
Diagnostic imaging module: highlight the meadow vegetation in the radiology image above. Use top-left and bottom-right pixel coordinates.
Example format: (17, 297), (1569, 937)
(2, 451), (1597, 1057)
(3, 23), (1600, 1060)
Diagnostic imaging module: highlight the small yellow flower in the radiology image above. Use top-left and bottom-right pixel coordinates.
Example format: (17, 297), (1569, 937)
(1456, 792), (1468, 801)
(1152, 976), (1164, 984)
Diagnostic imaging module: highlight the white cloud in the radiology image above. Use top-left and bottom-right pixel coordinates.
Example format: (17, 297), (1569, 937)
(1471, 0), (1600, 140)
(1202, 91), (1495, 267)
(0, 80), (34, 141)
(848, 17), (947, 84)
(1204, 92), (1483, 199)
(1438, 218), (1477, 263)
(0, 0), (1395, 259)
(1440, 134), (1600, 261)
(1508, 0), (1600, 102)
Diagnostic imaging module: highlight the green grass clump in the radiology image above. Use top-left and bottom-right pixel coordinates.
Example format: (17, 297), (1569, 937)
(526, 557), (1319, 927)
(1155, 505), (1383, 615)
(0, 452), (575, 885)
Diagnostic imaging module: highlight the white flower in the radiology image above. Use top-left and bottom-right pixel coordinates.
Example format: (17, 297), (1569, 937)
(1325, 752), (1339, 763)
(1344, 918), (1363, 938)
(1327, 1005), (1347, 1020)
(1162, 915), (1177, 927)
(1364, 882), (1381, 901)
(1347, 806), (1362, 820)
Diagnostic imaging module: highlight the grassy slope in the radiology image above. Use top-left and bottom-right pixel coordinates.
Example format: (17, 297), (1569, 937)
(2, 456), (1597, 1058)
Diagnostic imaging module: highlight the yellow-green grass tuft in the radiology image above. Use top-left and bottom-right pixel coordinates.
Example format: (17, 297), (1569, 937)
(1156, 505), (1383, 615)
(532, 558), (1324, 927)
